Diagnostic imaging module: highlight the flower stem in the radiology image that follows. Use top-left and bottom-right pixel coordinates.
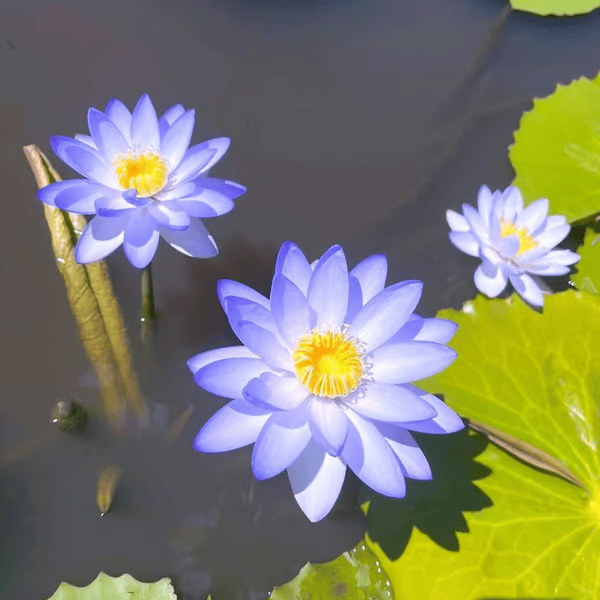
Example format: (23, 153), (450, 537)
(140, 262), (156, 324)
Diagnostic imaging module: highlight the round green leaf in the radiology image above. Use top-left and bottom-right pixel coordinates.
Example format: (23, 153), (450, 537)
(367, 291), (600, 599)
(269, 541), (394, 599)
(510, 0), (600, 15)
(571, 225), (600, 294)
(47, 573), (177, 600)
(510, 73), (600, 223)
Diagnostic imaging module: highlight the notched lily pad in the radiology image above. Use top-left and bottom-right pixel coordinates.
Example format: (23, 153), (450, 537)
(510, 0), (600, 16)
(571, 224), (600, 294)
(46, 573), (177, 600)
(367, 291), (600, 599)
(269, 542), (394, 599)
(510, 73), (600, 223)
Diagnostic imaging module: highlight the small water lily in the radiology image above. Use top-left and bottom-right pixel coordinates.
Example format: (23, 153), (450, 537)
(447, 185), (580, 307)
(38, 94), (245, 268)
(188, 242), (463, 522)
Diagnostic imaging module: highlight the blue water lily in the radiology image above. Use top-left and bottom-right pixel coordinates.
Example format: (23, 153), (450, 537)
(38, 94), (245, 268)
(447, 185), (580, 307)
(188, 242), (463, 522)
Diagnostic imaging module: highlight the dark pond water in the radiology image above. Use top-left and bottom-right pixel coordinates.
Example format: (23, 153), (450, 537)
(1, 0), (600, 598)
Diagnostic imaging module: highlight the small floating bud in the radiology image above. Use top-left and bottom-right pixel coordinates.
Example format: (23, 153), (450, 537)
(51, 397), (88, 432)
(97, 465), (122, 516)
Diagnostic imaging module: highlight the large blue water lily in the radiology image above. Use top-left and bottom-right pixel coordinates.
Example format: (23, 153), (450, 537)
(38, 94), (245, 268)
(447, 185), (580, 307)
(188, 242), (463, 522)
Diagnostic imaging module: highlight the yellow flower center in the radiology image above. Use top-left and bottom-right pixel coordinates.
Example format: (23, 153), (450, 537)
(113, 150), (168, 197)
(292, 329), (364, 398)
(499, 217), (538, 256)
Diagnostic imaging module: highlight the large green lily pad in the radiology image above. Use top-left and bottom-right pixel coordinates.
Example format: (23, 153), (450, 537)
(510, 0), (600, 15)
(367, 291), (600, 599)
(510, 73), (600, 223)
(571, 225), (600, 294)
(270, 541), (394, 599)
(47, 573), (178, 600)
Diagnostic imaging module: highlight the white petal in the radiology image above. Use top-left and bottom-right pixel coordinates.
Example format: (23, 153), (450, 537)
(474, 259), (508, 297)
(347, 280), (423, 352)
(287, 439), (347, 522)
(307, 246), (349, 328)
(446, 209), (470, 232)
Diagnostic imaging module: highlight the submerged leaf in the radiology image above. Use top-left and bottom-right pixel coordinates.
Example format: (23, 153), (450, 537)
(510, 73), (600, 223)
(571, 225), (600, 294)
(23, 145), (147, 431)
(367, 291), (600, 599)
(46, 572), (177, 600)
(269, 541), (394, 599)
(510, 0), (600, 15)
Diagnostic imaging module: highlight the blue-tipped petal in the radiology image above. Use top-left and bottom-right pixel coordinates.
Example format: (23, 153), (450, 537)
(74, 214), (128, 264)
(148, 201), (191, 230)
(160, 109), (195, 171)
(187, 345), (258, 374)
(230, 319), (292, 372)
(194, 357), (271, 399)
(308, 397), (348, 457)
(243, 373), (309, 411)
(170, 145), (217, 184)
(194, 398), (271, 453)
(74, 134), (96, 148)
(124, 229), (159, 269)
(50, 136), (116, 187)
(307, 246), (349, 328)
(509, 272), (544, 307)
(347, 280), (423, 353)
(371, 341), (457, 384)
(341, 411), (406, 498)
(160, 218), (218, 258)
(87, 107), (129, 162)
(252, 406), (311, 480)
(176, 195), (235, 218)
(197, 137), (231, 174)
(287, 439), (347, 522)
(401, 391), (465, 434)
(375, 422), (432, 480)
(105, 98), (133, 143)
(349, 254), (388, 304)
(217, 279), (270, 310)
(270, 274), (313, 346)
(131, 94), (160, 150)
(347, 382), (436, 422)
(38, 180), (108, 214)
(413, 317), (458, 344)
(274, 241), (312, 296)
(474, 259), (508, 297)
(161, 103), (185, 126)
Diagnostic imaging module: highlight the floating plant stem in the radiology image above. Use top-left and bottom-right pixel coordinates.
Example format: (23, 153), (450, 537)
(96, 465), (123, 516)
(141, 261), (157, 327)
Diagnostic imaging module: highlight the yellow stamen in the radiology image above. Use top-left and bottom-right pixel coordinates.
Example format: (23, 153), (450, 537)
(499, 218), (538, 256)
(292, 329), (364, 398)
(114, 150), (168, 197)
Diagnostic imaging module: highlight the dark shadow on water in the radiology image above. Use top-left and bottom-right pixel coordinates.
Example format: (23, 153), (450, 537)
(362, 424), (492, 561)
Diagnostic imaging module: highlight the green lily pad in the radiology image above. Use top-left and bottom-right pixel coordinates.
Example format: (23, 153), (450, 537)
(509, 73), (600, 223)
(366, 291), (600, 599)
(269, 541), (394, 599)
(510, 0), (600, 15)
(571, 225), (600, 294)
(47, 573), (178, 600)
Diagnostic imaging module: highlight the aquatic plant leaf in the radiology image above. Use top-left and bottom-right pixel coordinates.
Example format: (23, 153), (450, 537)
(23, 145), (147, 431)
(269, 541), (394, 599)
(571, 225), (600, 294)
(509, 74), (600, 223)
(47, 572), (177, 600)
(510, 0), (600, 15)
(366, 291), (600, 599)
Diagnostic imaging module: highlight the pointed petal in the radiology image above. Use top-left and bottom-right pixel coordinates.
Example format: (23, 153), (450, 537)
(287, 439), (347, 522)
(74, 214), (127, 264)
(243, 372), (309, 411)
(187, 345), (257, 374)
(474, 259), (508, 297)
(350, 254), (388, 304)
(170, 145), (217, 185)
(516, 197), (548, 232)
(252, 406), (311, 479)
(131, 94), (160, 149)
(509, 272), (544, 307)
(217, 279), (270, 310)
(536, 223), (570, 248)
(270, 274), (312, 346)
(341, 411), (406, 497)
(87, 107), (129, 162)
(401, 391), (464, 434)
(161, 103), (186, 126)
(161, 109), (195, 170)
(476, 185), (494, 227)
(308, 397), (348, 456)
(347, 280), (423, 352)
(194, 398), (271, 452)
(38, 180), (114, 214)
(193, 357), (271, 399)
(371, 341), (457, 384)
(449, 231), (480, 256)
(105, 98), (133, 143)
(538, 249), (580, 266)
(307, 246), (349, 328)
(123, 211), (160, 268)
(147, 201), (191, 230)
(160, 218), (218, 258)
(274, 241), (312, 296)
(462, 203), (488, 239)
(446, 209), (470, 232)
(501, 186), (524, 220)
(374, 423), (432, 480)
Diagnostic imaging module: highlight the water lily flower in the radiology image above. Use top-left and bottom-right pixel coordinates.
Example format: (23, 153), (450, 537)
(38, 94), (245, 268)
(447, 185), (580, 307)
(188, 242), (463, 522)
